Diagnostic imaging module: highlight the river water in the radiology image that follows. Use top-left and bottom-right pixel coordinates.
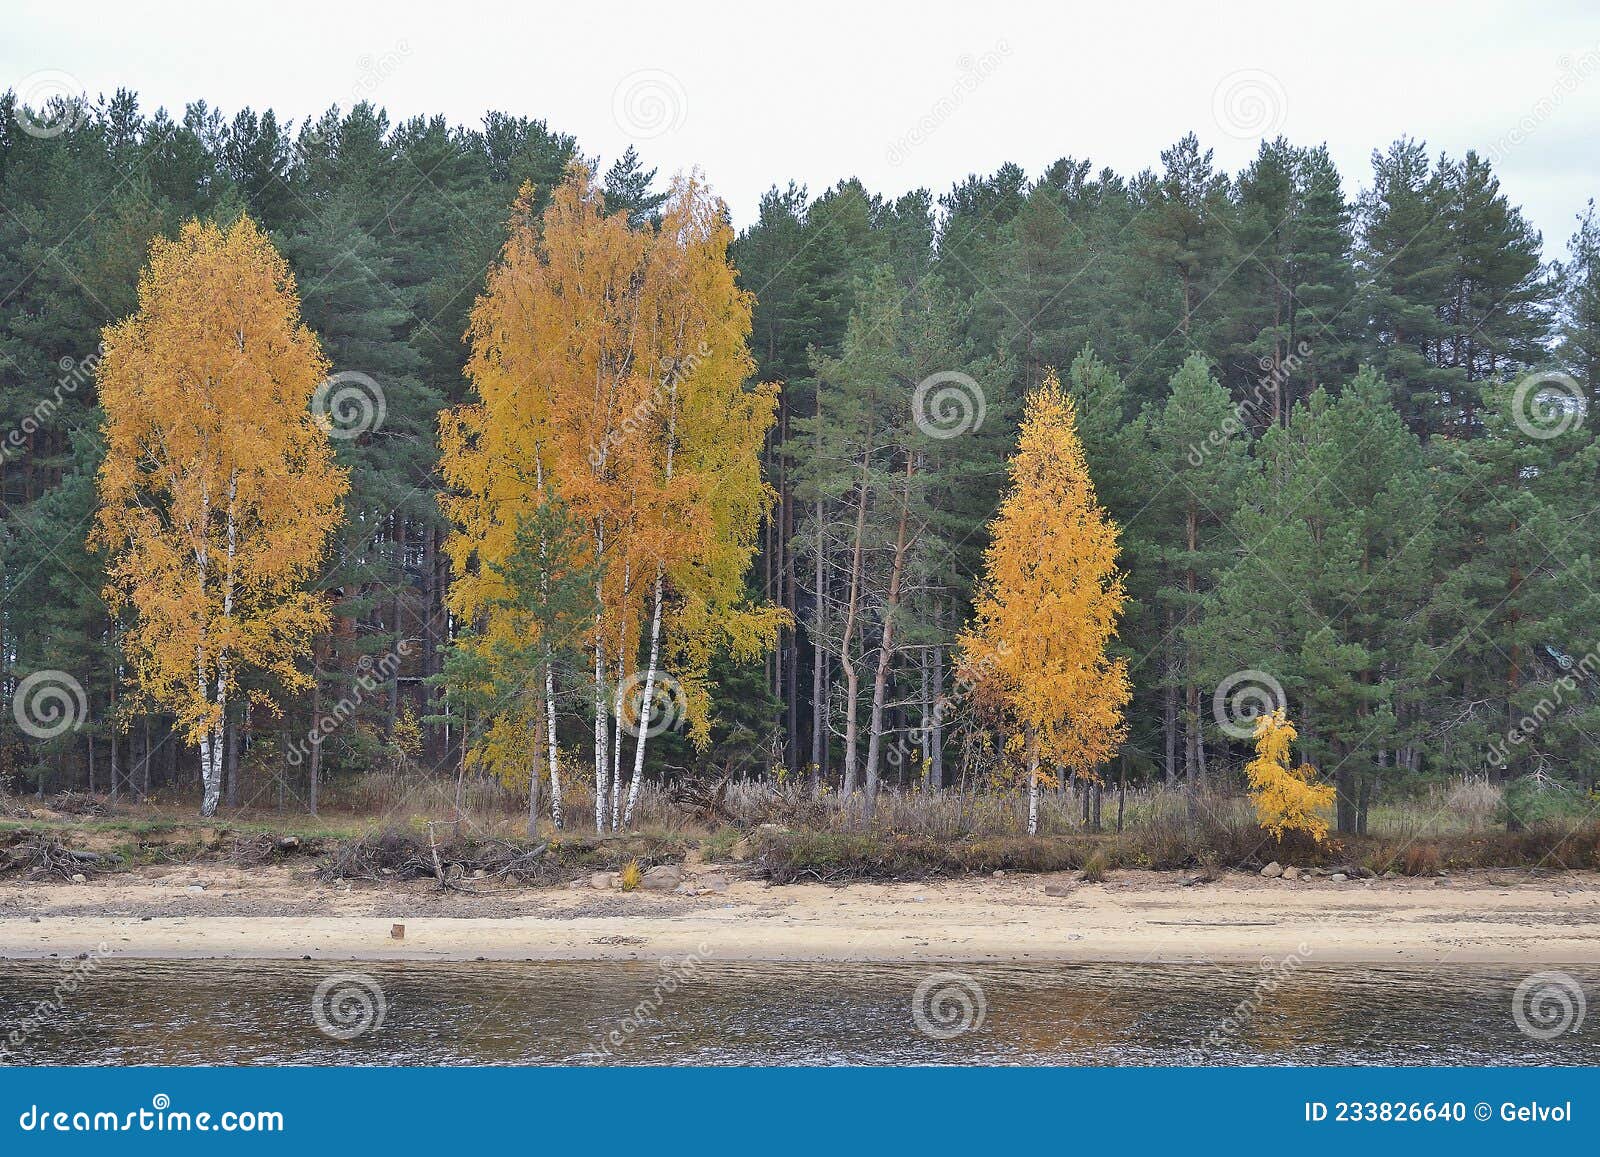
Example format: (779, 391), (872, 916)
(1, 959), (1595, 1065)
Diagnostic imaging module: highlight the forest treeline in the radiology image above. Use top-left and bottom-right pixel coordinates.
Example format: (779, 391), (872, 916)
(2, 88), (1598, 835)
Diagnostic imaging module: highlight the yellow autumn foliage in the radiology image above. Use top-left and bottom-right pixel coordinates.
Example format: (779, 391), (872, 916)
(958, 372), (1130, 776)
(441, 165), (782, 791)
(92, 216), (347, 815)
(1245, 708), (1336, 842)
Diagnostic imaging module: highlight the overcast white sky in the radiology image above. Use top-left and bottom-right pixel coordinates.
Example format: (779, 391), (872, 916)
(5, 0), (1598, 257)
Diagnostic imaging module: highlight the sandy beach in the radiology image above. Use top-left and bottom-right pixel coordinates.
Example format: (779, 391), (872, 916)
(2, 864), (1597, 966)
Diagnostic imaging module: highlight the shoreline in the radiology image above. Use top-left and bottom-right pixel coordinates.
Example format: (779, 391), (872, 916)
(3, 865), (1599, 966)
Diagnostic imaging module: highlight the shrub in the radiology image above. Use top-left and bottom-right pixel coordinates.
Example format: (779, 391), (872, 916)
(1401, 843), (1441, 876)
(1081, 849), (1109, 882)
(619, 859), (642, 891)
(1499, 773), (1590, 831)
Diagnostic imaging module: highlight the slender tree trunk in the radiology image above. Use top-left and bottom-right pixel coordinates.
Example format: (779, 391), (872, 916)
(838, 447), (872, 796)
(863, 455), (915, 817)
(623, 380), (676, 831)
(108, 673), (120, 804)
(527, 707), (542, 839)
(308, 670), (321, 817)
(1026, 726), (1040, 836)
(609, 639), (627, 831)
(592, 514), (609, 832)
(810, 398), (827, 792)
(224, 700), (240, 809)
(623, 567), (665, 828)
(387, 518), (406, 737)
(929, 632), (945, 790)
(546, 662), (563, 829)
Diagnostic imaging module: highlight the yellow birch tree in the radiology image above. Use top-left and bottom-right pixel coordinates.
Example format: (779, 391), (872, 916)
(1245, 708), (1335, 842)
(958, 372), (1130, 834)
(442, 166), (780, 831)
(92, 217), (348, 817)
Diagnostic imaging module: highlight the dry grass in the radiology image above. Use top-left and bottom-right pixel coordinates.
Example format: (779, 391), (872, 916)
(15, 767), (1599, 884)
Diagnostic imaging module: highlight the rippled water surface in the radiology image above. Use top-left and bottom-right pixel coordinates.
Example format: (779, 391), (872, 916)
(2, 959), (1595, 1065)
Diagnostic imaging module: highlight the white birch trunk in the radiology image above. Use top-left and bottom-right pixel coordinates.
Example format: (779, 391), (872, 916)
(593, 635), (608, 833)
(532, 452), (563, 830)
(622, 375), (677, 829)
(609, 642), (627, 831)
(623, 567), (664, 828)
(546, 663), (563, 829)
(592, 505), (609, 833)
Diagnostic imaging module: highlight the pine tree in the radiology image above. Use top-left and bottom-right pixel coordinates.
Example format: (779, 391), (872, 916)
(1144, 354), (1249, 790)
(602, 145), (667, 227)
(1555, 201), (1600, 404)
(1202, 371), (1434, 832)
(1358, 140), (1459, 438)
